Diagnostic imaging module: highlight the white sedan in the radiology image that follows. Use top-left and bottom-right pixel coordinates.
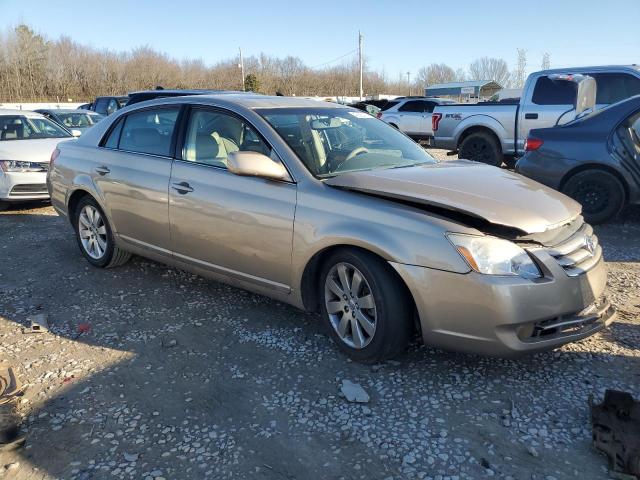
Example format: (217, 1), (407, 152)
(0, 110), (74, 210)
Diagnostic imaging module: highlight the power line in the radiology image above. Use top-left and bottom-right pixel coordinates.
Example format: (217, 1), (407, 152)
(311, 49), (358, 69)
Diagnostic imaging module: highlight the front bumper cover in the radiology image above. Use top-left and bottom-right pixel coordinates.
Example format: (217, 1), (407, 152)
(390, 250), (614, 357)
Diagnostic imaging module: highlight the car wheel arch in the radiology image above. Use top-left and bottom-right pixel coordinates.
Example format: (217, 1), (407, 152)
(559, 164), (630, 204)
(457, 125), (502, 151)
(299, 244), (416, 316)
(66, 188), (114, 232)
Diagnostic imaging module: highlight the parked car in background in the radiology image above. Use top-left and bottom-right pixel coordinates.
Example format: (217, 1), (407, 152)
(433, 65), (640, 166)
(517, 95), (640, 224)
(90, 96), (129, 116)
(348, 101), (382, 116)
(35, 109), (105, 135)
(378, 96), (455, 142)
(0, 110), (73, 210)
(77, 103), (92, 110)
(125, 89), (243, 106)
(47, 94), (615, 362)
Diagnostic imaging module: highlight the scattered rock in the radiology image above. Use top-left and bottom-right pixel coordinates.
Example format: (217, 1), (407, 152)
(340, 380), (370, 403)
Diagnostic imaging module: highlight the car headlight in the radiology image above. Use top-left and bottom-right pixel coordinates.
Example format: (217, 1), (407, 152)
(0, 160), (46, 173)
(447, 233), (541, 279)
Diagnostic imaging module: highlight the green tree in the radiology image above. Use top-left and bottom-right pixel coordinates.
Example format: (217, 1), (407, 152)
(244, 73), (261, 92)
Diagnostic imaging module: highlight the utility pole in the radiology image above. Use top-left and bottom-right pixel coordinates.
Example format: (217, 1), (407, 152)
(239, 47), (245, 91)
(358, 32), (363, 101)
(406, 71), (411, 96)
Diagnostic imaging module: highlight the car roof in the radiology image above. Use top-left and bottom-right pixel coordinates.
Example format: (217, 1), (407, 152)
(131, 94), (348, 110)
(535, 64), (640, 75)
(127, 89), (241, 96)
(0, 109), (46, 118)
(39, 108), (100, 114)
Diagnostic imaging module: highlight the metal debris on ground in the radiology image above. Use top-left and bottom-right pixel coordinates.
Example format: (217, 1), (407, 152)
(591, 389), (640, 479)
(25, 313), (49, 333)
(0, 364), (23, 449)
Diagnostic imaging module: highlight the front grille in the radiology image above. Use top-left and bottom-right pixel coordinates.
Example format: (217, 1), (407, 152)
(523, 298), (613, 342)
(9, 184), (48, 196)
(544, 222), (602, 277)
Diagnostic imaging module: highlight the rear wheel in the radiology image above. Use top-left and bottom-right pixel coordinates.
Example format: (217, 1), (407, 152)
(459, 132), (503, 167)
(74, 196), (131, 268)
(562, 170), (625, 224)
(319, 249), (413, 363)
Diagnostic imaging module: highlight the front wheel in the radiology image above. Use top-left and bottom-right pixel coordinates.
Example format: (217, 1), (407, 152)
(319, 249), (413, 363)
(561, 170), (625, 224)
(74, 196), (131, 268)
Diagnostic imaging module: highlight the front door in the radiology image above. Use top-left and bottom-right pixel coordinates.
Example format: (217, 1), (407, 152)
(168, 107), (297, 292)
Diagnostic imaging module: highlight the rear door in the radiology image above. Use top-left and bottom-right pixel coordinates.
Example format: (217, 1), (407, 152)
(93, 105), (181, 252)
(397, 100), (425, 134)
(168, 106), (296, 291)
(517, 75), (576, 153)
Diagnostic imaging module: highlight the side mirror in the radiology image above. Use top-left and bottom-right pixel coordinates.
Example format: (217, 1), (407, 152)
(227, 151), (290, 181)
(71, 129), (82, 137)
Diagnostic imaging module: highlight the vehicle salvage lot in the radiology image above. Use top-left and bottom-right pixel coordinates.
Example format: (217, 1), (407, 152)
(0, 202), (639, 480)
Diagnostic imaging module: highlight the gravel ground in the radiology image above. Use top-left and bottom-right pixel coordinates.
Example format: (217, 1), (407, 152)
(0, 180), (639, 479)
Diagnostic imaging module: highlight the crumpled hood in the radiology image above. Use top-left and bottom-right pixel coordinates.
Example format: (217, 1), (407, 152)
(324, 160), (582, 234)
(0, 138), (71, 163)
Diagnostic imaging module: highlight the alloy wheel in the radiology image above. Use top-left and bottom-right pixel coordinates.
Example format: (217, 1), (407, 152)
(324, 262), (377, 349)
(78, 205), (108, 259)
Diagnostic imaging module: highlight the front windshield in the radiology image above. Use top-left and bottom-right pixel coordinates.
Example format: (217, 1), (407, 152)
(260, 107), (437, 178)
(57, 112), (101, 128)
(0, 115), (71, 141)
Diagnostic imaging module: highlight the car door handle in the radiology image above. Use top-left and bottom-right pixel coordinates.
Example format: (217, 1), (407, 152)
(525, 113), (539, 119)
(171, 182), (194, 194)
(95, 166), (110, 175)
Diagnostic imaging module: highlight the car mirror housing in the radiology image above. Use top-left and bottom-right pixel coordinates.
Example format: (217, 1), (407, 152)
(71, 129), (82, 137)
(227, 151), (289, 181)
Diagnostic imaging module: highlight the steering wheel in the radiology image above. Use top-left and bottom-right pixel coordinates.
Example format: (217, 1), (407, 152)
(344, 146), (369, 162)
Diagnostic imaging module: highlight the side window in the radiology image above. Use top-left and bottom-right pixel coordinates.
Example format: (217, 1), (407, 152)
(103, 117), (124, 149)
(531, 76), (575, 105)
(398, 101), (424, 113)
(423, 101), (436, 113)
(616, 110), (640, 158)
(118, 108), (179, 156)
(106, 99), (119, 115)
(94, 98), (109, 115)
(589, 73), (640, 105)
(182, 109), (271, 168)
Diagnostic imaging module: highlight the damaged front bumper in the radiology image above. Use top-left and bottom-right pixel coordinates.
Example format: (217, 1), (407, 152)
(390, 247), (615, 357)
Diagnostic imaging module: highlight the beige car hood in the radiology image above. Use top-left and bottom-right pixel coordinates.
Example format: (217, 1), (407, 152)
(324, 160), (582, 234)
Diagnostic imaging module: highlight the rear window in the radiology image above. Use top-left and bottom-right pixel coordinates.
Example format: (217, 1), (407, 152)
(531, 76), (576, 105)
(380, 101), (399, 111)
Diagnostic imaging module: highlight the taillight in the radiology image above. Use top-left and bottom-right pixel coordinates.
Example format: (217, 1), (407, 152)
(524, 137), (544, 151)
(432, 113), (442, 132)
(376, 111), (382, 119)
(50, 148), (60, 167)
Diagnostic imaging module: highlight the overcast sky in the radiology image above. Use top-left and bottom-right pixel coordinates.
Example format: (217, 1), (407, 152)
(2, 0), (638, 79)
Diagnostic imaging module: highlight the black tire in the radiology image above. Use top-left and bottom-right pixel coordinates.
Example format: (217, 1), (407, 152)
(318, 248), (413, 363)
(73, 196), (131, 268)
(562, 170), (626, 224)
(458, 131), (503, 167)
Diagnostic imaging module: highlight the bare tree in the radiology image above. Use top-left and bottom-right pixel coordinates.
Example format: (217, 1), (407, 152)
(468, 57), (511, 87)
(541, 52), (551, 70)
(511, 48), (527, 88)
(415, 63), (457, 87)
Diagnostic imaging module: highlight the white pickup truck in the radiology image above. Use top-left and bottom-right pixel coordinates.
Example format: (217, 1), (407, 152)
(432, 65), (640, 166)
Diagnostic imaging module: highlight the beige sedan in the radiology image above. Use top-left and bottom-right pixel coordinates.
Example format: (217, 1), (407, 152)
(47, 95), (615, 363)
